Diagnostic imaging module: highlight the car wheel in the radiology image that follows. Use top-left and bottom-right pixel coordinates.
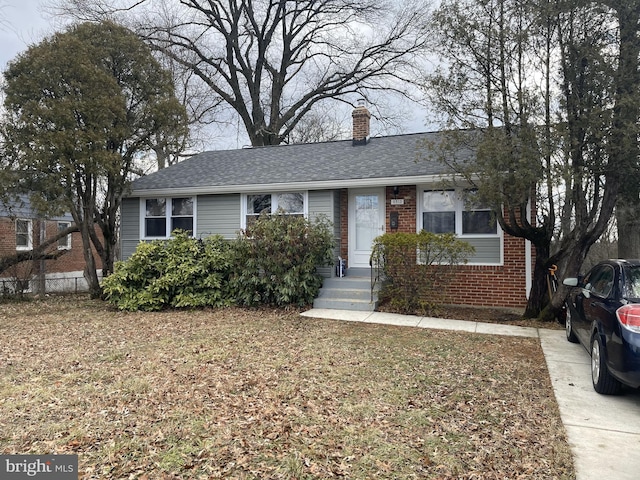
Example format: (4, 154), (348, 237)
(565, 307), (578, 343)
(591, 335), (622, 395)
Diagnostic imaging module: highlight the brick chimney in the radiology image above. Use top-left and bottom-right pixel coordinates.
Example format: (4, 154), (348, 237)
(352, 99), (371, 146)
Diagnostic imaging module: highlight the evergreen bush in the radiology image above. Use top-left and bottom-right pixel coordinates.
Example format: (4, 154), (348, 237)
(102, 231), (232, 311)
(229, 213), (334, 307)
(372, 231), (474, 314)
(103, 215), (334, 311)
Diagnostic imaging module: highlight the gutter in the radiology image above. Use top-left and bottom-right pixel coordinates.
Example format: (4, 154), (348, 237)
(128, 174), (456, 198)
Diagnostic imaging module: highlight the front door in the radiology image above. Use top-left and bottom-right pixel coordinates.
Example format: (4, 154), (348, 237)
(348, 188), (386, 268)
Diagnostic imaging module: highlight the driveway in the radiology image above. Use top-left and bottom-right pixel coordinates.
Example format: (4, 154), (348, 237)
(540, 330), (640, 480)
(302, 309), (640, 480)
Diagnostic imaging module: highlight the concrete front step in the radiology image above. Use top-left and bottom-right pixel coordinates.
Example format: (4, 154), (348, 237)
(313, 271), (380, 311)
(321, 277), (375, 290)
(313, 297), (377, 311)
(317, 287), (373, 301)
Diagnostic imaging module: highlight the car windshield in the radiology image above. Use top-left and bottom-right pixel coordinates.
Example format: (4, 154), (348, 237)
(623, 266), (640, 300)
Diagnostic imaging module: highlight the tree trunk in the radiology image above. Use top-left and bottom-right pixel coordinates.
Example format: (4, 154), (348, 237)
(523, 248), (552, 319)
(79, 221), (102, 298)
(612, 1), (640, 258)
(617, 198), (640, 258)
(539, 242), (592, 321)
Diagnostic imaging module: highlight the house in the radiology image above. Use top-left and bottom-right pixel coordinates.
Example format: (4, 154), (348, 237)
(0, 197), (102, 294)
(121, 103), (534, 309)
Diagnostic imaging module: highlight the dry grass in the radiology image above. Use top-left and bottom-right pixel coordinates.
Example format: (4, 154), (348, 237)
(0, 297), (574, 479)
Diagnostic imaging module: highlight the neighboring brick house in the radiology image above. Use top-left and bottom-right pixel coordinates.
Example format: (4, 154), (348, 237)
(0, 199), (102, 293)
(119, 103), (535, 310)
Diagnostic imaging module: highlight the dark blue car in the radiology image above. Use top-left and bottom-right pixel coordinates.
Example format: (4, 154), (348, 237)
(563, 259), (640, 394)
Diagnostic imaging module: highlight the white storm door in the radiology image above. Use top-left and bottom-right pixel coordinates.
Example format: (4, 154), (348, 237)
(348, 188), (385, 268)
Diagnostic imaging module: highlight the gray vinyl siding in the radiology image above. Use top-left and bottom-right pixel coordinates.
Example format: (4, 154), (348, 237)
(308, 190), (334, 221)
(308, 190), (340, 277)
(464, 237), (501, 264)
(196, 194), (241, 240)
(120, 198), (140, 260)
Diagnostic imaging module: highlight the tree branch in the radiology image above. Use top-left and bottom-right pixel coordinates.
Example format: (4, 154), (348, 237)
(0, 225), (79, 275)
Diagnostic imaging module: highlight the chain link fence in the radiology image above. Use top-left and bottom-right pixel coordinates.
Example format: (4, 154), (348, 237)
(0, 275), (94, 297)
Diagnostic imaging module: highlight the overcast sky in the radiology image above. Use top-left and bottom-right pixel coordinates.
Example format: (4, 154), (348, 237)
(1, 0), (56, 71)
(0, 0), (431, 151)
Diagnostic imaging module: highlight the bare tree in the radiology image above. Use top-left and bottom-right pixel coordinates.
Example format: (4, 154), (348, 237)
(0, 2), (8, 31)
(422, 0), (630, 320)
(51, 0), (433, 146)
(608, 0), (640, 258)
(283, 102), (350, 144)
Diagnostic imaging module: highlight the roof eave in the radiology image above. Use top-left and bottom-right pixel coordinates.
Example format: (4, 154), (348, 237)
(127, 174), (456, 198)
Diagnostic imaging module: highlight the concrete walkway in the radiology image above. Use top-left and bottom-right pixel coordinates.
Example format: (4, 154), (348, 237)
(301, 308), (640, 480)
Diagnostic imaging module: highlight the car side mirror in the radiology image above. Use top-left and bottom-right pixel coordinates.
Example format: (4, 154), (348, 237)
(563, 277), (578, 287)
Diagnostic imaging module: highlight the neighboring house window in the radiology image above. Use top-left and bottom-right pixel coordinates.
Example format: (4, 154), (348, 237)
(419, 188), (501, 265)
(15, 219), (32, 250)
(57, 221), (72, 250)
(142, 197), (195, 238)
(243, 192), (306, 227)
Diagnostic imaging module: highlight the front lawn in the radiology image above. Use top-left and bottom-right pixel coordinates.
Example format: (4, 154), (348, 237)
(0, 297), (574, 479)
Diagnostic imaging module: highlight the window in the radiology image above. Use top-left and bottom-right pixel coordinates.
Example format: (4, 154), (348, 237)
(624, 266), (640, 299)
(143, 197), (195, 238)
(16, 219), (32, 250)
(421, 189), (497, 236)
(57, 221), (72, 249)
(145, 198), (167, 237)
(419, 188), (502, 265)
(171, 197), (194, 233)
(422, 191), (455, 233)
(243, 192), (306, 227)
(585, 265), (615, 298)
(461, 190), (496, 234)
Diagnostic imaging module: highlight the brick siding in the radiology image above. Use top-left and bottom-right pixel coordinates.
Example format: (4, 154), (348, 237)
(0, 217), (102, 278)
(385, 185), (417, 233)
(443, 233), (528, 308)
(339, 185), (531, 308)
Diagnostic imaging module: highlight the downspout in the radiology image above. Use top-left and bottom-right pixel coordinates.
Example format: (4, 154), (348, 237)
(525, 199), (532, 298)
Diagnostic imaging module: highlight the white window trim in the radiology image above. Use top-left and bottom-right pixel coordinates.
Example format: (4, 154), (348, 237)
(16, 218), (33, 251)
(416, 187), (503, 266)
(57, 221), (72, 250)
(139, 197), (197, 240)
(240, 191), (308, 229)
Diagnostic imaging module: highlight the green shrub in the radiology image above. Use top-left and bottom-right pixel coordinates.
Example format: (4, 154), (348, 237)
(104, 215), (334, 311)
(372, 231), (474, 314)
(102, 231), (232, 311)
(229, 213), (334, 307)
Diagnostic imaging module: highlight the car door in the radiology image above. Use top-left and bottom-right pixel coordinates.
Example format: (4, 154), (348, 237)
(581, 265), (616, 343)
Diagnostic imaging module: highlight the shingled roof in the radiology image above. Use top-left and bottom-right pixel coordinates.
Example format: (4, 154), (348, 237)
(129, 130), (473, 197)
